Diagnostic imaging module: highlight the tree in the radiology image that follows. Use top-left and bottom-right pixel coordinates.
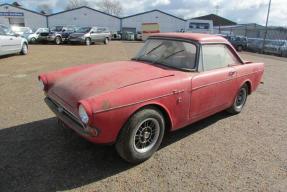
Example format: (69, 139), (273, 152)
(66, 0), (89, 10)
(37, 3), (53, 15)
(97, 0), (123, 16)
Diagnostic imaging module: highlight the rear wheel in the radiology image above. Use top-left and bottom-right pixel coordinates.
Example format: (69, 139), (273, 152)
(227, 84), (248, 114)
(20, 43), (28, 55)
(116, 108), (165, 164)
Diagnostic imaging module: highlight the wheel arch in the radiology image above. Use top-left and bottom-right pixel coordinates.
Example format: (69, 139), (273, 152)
(241, 80), (252, 95)
(120, 103), (173, 137)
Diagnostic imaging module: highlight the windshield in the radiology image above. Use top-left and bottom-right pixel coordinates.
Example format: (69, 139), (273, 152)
(76, 27), (91, 33)
(51, 26), (63, 32)
(0, 26), (15, 35)
(133, 39), (197, 70)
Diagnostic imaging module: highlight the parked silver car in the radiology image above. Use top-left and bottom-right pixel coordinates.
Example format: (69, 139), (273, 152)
(68, 27), (111, 45)
(264, 40), (287, 57)
(11, 26), (33, 40)
(0, 25), (28, 56)
(27, 28), (49, 43)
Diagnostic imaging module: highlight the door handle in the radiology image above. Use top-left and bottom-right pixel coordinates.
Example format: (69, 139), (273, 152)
(10, 38), (13, 40)
(228, 71), (236, 76)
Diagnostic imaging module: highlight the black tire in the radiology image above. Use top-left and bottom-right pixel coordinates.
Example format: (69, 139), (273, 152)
(227, 84), (248, 114)
(237, 45), (243, 52)
(104, 37), (109, 45)
(55, 36), (62, 45)
(30, 37), (36, 44)
(20, 43), (28, 55)
(116, 107), (165, 164)
(85, 38), (91, 46)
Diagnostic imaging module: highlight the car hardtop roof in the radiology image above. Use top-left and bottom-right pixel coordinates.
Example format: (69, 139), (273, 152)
(150, 32), (229, 44)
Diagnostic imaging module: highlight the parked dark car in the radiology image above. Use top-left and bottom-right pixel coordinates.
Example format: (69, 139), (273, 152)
(68, 27), (111, 45)
(224, 35), (247, 52)
(38, 26), (78, 45)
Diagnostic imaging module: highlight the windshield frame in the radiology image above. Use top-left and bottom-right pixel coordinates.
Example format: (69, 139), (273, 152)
(76, 27), (92, 33)
(132, 37), (200, 72)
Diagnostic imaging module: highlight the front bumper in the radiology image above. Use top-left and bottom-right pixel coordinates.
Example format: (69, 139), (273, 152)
(44, 97), (99, 138)
(68, 38), (85, 43)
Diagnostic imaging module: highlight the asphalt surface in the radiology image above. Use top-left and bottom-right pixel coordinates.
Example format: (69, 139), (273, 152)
(0, 42), (286, 192)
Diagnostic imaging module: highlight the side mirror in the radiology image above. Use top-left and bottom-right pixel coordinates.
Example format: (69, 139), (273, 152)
(90, 31), (94, 34)
(14, 33), (20, 37)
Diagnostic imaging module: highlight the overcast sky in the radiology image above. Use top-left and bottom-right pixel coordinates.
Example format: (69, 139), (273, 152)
(4, 0), (287, 26)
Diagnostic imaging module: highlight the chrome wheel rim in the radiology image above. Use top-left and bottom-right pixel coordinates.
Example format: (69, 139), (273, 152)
(133, 118), (160, 153)
(105, 38), (108, 44)
(235, 88), (247, 108)
(56, 37), (61, 44)
(86, 39), (91, 46)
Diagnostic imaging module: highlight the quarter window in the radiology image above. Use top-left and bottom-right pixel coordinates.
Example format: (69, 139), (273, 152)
(202, 44), (239, 71)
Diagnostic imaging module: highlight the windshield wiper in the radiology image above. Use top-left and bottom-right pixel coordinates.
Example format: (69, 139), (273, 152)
(134, 43), (164, 61)
(152, 49), (185, 64)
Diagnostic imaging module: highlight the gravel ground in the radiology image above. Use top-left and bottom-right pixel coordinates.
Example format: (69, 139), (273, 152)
(0, 42), (286, 192)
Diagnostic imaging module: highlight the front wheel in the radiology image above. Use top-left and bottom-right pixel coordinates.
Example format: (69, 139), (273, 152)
(85, 38), (91, 46)
(30, 37), (36, 44)
(20, 43), (28, 55)
(116, 108), (165, 164)
(55, 36), (62, 45)
(227, 84), (248, 114)
(237, 45), (243, 52)
(104, 37), (109, 45)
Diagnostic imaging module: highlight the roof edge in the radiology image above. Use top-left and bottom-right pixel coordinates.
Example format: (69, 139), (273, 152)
(0, 3), (46, 16)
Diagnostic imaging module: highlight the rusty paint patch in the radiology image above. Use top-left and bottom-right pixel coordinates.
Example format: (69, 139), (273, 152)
(102, 100), (111, 110)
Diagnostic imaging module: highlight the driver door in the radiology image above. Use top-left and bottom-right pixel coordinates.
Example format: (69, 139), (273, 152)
(90, 27), (97, 42)
(0, 26), (20, 54)
(190, 44), (240, 121)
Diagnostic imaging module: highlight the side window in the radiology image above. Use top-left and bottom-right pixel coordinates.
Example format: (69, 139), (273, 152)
(202, 44), (239, 71)
(97, 28), (104, 33)
(0, 27), (6, 35)
(91, 28), (96, 33)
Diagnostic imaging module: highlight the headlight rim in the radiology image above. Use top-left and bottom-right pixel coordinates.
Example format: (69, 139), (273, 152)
(78, 104), (89, 125)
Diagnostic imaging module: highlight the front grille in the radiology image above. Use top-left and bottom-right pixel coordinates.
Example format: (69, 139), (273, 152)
(47, 97), (84, 128)
(40, 33), (49, 36)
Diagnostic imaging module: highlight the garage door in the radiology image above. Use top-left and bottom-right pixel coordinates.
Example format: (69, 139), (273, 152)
(9, 18), (25, 26)
(122, 27), (137, 34)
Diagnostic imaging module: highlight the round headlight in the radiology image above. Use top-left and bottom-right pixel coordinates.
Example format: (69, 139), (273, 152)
(38, 79), (45, 90)
(78, 105), (89, 124)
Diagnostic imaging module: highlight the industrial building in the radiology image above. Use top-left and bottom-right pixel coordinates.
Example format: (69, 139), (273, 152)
(0, 3), (236, 33)
(0, 3), (46, 29)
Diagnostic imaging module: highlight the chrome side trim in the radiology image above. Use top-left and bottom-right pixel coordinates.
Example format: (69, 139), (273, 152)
(94, 90), (185, 114)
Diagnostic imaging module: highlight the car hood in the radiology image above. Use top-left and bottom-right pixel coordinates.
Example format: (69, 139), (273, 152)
(50, 61), (175, 108)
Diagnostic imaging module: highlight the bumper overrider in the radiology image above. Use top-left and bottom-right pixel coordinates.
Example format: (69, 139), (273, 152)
(44, 97), (99, 138)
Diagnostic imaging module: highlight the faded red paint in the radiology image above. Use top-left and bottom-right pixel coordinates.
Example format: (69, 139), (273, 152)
(39, 33), (264, 144)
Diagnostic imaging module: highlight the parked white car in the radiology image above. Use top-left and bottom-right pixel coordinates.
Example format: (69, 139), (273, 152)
(28, 28), (49, 43)
(0, 25), (28, 56)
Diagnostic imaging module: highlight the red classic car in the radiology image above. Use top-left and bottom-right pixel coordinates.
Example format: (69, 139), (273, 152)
(39, 33), (264, 163)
